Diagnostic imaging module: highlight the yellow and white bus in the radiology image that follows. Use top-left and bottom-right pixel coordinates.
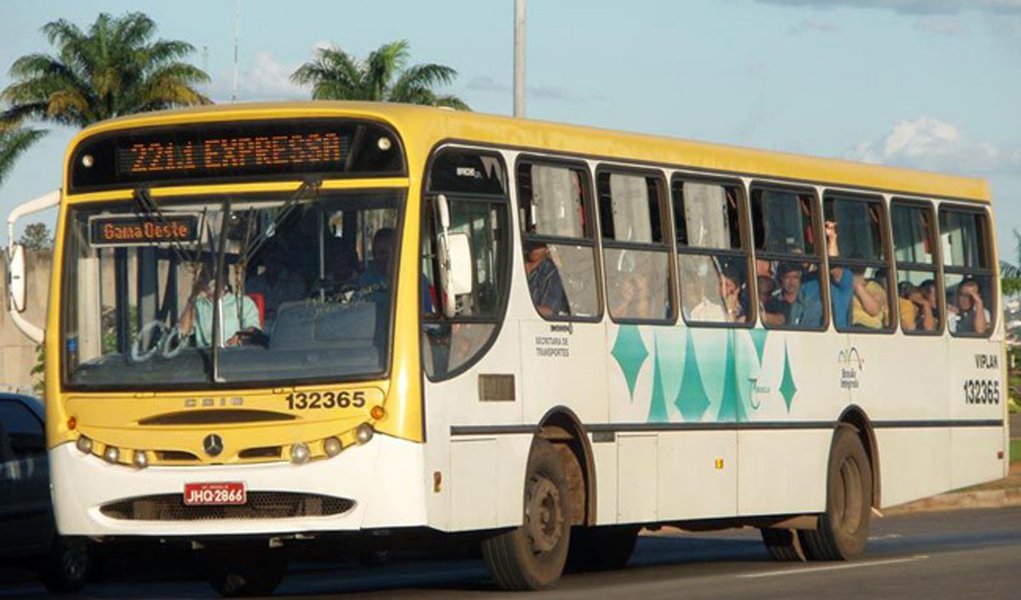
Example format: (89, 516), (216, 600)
(6, 102), (1009, 595)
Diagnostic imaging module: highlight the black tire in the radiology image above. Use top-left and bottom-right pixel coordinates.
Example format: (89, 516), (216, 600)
(482, 439), (571, 590)
(800, 426), (873, 561)
(760, 528), (807, 562)
(37, 535), (91, 594)
(205, 542), (287, 597)
(567, 525), (639, 572)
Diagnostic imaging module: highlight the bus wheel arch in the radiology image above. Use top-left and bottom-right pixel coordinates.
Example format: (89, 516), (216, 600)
(837, 406), (881, 509)
(536, 406), (596, 527)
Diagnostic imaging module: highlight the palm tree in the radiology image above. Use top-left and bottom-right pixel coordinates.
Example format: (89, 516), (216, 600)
(0, 122), (44, 187)
(1, 12), (211, 127)
(291, 40), (469, 110)
(1001, 230), (1021, 297)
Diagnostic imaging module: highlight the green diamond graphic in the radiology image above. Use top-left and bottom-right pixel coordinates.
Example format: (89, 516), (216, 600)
(611, 325), (648, 401)
(675, 331), (710, 422)
(717, 331), (747, 423)
(779, 341), (798, 412)
(750, 328), (768, 362)
(648, 338), (669, 423)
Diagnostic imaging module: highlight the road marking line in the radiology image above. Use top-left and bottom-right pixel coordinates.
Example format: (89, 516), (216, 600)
(740, 554), (929, 578)
(867, 533), (903, 541)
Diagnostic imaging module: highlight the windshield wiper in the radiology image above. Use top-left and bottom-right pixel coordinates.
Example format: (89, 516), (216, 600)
(241, 177), (322, 267)
(211, 200), (231, 384)
(133, 188), (194, 266)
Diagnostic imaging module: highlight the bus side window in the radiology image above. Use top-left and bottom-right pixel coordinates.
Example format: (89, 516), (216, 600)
(891, 200), (942, 334)
(598, 170), (673, 323)
(517, 161), (600, 320)
(940, 206), (995, 336)
(673, 179), (750, 326)
(751, 188), (824, 330)
(421, 148), (511, 380)
(824, 193), (893, 333)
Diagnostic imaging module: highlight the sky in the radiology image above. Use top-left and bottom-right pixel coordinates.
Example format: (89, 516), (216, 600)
(1, 0), (1019, 259)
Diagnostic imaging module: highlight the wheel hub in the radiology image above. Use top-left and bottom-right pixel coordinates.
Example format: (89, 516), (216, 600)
(524, 475), (563, 553)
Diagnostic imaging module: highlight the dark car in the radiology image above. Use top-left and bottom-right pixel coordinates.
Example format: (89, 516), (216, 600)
(0, 393), (90, 593)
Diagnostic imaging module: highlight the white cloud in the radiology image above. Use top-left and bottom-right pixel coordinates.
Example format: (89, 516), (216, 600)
(466, 75), (510, 93)
(238, 52), (304, 101)
(848, 116), (1017, 175)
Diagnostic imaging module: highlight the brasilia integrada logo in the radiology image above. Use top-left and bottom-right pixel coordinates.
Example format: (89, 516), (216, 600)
(838, 347), (864, 389)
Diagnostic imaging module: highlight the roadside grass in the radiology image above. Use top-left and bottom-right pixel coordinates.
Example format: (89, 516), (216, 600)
(1012, 438), (1021, 465)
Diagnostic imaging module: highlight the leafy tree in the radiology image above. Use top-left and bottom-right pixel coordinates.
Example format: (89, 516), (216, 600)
(1001, 230), (1021, 298)
(291, 40), (469, 110)
(19, 222), (53, 251)
(1, 12), (211, 127)
(0, 122), (45, 187)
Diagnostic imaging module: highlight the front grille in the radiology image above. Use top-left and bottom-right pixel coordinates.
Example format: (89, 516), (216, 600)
(238, 446), (282, 459)
(100, 492), (355, 521)
(156, 450), (200, 462)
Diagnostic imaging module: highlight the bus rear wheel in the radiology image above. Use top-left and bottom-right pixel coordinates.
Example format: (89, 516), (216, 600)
(482, 439), (571, 590)
(801, 426), (872, 561)
(759, 527), (807, 562)
(204, 542), (288, 597)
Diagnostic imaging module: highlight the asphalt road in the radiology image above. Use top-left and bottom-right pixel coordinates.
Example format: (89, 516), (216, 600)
(2, 507), (1020, 599)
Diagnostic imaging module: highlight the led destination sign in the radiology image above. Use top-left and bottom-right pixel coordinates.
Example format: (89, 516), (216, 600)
(118, 131), (346, 176)
(89, 214), (200, 247)
(69, 119), (404, 192)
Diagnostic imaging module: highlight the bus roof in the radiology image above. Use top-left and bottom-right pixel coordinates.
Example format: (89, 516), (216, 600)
(68, 101), (991, 203)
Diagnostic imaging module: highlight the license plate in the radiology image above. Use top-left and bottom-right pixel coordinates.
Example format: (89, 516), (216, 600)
(183, 482), (247, 506)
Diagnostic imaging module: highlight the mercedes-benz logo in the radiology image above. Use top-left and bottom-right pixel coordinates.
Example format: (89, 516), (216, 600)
(203, 434), (224, 457)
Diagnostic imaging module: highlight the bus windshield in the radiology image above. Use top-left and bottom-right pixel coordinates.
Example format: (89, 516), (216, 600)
(62, 188), (403, 389)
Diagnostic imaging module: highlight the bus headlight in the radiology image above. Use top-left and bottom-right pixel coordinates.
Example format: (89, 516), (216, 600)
(290, 443), (310, 464)
(132, 450), (149, 469)
(76, 436), (93, 454)
(355, 423), (374, 445)
(323, 437), (343, 457)
(103, 446), (120, 464)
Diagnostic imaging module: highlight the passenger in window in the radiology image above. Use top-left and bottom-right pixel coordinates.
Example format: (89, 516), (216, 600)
(764, 262), (822, 327)
(720, 261), (748, 323)
(917, 279), (939, 331)
(323, 238), (357, 287)
(898, 282), (919, 331)
(181, 264), (263, 347)
(755, 260), (784, 326)
(948, 279), (990, 334)
(612, 273), (653, 320)
(358, 227), (395, 289)
(682, 257), (738, 323)
(898, 281), (937, 332)
(246, 247), (308, 322)
(850, 268), (887, 329)
(803, 221), (854, 328)
(525, 241), (569, 318)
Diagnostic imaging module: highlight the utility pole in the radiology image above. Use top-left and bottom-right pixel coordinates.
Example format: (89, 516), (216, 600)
(514, 0), (526, 117)
(231, 0), (241, 102)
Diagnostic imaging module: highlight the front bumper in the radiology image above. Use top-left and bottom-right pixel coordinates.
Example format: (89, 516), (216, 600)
(50, 435), (427, 537)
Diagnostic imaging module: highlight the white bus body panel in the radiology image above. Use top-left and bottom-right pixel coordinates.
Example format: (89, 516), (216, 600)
(50, 435), (427, 537)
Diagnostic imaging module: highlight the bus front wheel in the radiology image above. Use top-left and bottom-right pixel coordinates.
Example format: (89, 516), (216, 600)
(801, 426), (873, 561)
(482, 439), (571, 590)
(204, 542), (287, 597)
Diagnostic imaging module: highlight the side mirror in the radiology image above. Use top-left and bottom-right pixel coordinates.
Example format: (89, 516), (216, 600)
(438, 232), (473, 318)
(7, 243), (27, 313)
